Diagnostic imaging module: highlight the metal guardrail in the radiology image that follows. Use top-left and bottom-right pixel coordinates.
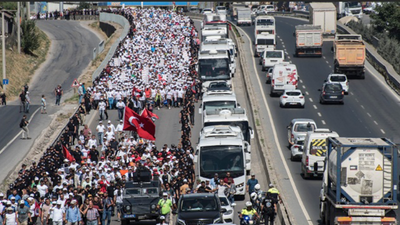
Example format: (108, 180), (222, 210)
(91, 13), (130, 81)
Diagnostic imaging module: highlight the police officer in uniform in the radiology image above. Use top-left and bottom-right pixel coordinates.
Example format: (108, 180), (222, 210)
(261, 194), (276, 225)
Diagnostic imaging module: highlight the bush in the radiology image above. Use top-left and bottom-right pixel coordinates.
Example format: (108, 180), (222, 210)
(21, 20), (40, 54)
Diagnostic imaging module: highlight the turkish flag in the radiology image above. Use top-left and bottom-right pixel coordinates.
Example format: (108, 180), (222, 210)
(141, 108), (159, 120)
(123, 107), (156, 140)
(62, 145), (75, 162)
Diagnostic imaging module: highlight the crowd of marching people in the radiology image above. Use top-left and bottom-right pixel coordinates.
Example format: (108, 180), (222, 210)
(0, 7), (208, 225)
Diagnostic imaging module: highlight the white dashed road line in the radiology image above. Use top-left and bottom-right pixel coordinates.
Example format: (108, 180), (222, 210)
(374, 121), (378, 125)
(323, 56), (326, 59)
(325, 60), (329, 64)
(302, 85), (306, 89)
(360, 105), (364, 109)
(309, 97), (313, 102)
(299, 79), (303, 83)
(321, 120), (326, 125)
(313, 105), (317, 109)
(305, 91), (309, 96)
(317, 112), (322, 117)
(381, 129), (386, 134)
(350, 92), (354, 95)
(367, 113), (372, 117)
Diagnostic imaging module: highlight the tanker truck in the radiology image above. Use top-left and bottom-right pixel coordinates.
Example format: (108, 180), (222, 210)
(319, 137), (398, 225)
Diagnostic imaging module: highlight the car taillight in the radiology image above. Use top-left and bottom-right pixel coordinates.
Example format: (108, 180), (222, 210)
(342, 91), (344, 95)
(322, 91), (326, 95)
(282, 96), (287, 98)
(272, 79), (274, 86)
(299, 96), (304, 99)
(305, 156), (309, 166)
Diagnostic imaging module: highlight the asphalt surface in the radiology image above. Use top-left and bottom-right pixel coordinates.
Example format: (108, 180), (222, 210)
(234, 16), (400, 224)
(0, 20), (99, 184)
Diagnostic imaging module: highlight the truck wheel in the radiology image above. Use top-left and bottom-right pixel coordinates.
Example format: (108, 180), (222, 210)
(360, 72), (365, 79)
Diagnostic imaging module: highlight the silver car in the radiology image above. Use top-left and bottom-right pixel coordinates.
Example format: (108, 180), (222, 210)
(287, 118), (317, 147)
(291, 136), (305, 161)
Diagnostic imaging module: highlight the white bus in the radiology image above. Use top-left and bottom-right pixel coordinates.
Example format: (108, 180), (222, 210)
(195, 125), (249, 198)
(254, 15), (276, 37)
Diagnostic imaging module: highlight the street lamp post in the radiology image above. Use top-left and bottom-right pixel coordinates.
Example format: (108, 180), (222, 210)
(2, 11), (6, 91)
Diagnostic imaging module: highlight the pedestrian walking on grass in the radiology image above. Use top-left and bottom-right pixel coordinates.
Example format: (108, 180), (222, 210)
(19, 115), (31, 139)
(41, 95), (47, 114)
(54, 85), (63, 106)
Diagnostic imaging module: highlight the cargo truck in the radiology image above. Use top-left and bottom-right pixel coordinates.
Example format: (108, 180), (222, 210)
(294, 25), (323, 57)
(309, 3), (337, 37)
(319, 137), (398, 225)
(333, 34), (366, 79)
(237, 9), (252, 26)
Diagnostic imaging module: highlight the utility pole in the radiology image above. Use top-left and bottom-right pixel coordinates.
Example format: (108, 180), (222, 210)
(2, 11), (6, 91)
(26, 2), (30, 19)
(17, 2), (21, 54)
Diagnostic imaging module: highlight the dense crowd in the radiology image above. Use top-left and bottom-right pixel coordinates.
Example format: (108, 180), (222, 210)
(0, 7), (206, 225)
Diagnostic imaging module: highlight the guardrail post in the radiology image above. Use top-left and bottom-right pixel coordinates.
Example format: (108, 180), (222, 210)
(93, 48), (97, 60)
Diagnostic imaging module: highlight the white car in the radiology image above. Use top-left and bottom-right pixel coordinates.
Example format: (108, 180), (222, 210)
(218, 194), (236, 223)
(202, 8), (213, 14)
(326, 73), (349, 94)
(279, 89), (305, 108)
(291, 136), (305, 161)
(260, 50), (285, 71)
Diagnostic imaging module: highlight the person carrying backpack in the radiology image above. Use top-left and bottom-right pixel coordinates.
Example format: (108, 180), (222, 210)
(19, 115), (31, 140)
(261, 195), (276, 225)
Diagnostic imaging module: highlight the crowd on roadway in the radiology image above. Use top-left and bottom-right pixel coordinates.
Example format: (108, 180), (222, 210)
(0, 7), (208, 225)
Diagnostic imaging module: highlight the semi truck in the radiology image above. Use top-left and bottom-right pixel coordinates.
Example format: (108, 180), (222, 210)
(333, 2), (363, 19)
(333, 34), (366, 79)
(237, 8), (252, 26)
(309, 2), (337, 36)
(319, 137), (398, 225)
(294, 25), (323, 57)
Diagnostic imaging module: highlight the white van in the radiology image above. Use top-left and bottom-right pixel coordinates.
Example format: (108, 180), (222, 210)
(254, 34), (276, 57)
(260, 50), (284, 71)
(300, 129), (339, 179)
(269, 63), (299, 96)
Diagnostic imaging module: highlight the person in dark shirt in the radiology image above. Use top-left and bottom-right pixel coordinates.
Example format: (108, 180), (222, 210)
(19, 91), (26, 113)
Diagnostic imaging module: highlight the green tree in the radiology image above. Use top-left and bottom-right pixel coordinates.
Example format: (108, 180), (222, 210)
(371, 2), (400, 41)
(21, 20), (40, 54)
(0, 2), (17, 10)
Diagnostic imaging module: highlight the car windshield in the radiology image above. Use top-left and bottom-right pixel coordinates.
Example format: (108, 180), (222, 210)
(294, 123), (315, 132)
(325, 84), (343, 92)
(208, 82), (230, 91)
(266, 51), (282, 58)
(256, 39), (275, 45)
(199, 58), (230, 81)
(180, 198), (218, 212)
(204, 101), (236, 110)
(200, 145), (244, 179)
(330, 76), (346, 82)
(295, 140), (304, 145)
(216, 7), (226, 10)
(285, 91), (301, 96)
(257, 19), (274, 26)
(143, 188), (158, 195)
(125, 188), (141, 195)
(219, 197), (229, 206)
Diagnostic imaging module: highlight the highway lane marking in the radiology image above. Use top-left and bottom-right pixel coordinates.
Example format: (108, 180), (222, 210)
(302, 85), (306, 89)
(237, 25), (313, 225)
(381, 129), (386, 134)
(299, 79), (303, 83)
(309, 97), (313, 102)
(305, 91), (309, 96)
(0, 108), (40, 156)
(282, 44), (285, 48)
(321, 120), (326, 125)
(374, 120), (378, 125)
(287, 56), (291, 59)
(281, 41), (285, 44)
(323, 56), (326, 59)
(325, 60), (329, 64)
(313, 105), (317, 109)
(360, 104), (364, 109)
(350, 92), (354, 95)
(317, 112), (322, 117)
(367, 112), (372, 117)
(355, 98), (359, 102)
(328, 65), (332, 68)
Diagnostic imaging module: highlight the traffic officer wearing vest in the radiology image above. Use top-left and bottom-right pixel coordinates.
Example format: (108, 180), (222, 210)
(266, 183), (281, 204)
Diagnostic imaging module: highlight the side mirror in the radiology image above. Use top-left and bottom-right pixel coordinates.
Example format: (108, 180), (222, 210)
(220, 208), (227, 213)
(237, 103), (241, 107)
(231, 203), (237, 207)
(318, 89), (322, 91)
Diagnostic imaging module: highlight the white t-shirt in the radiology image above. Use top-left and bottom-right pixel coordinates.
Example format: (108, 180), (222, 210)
(96, 125), (105, 133)
(37, 184), (48, 197)
(51, 207), (65, 222)
(98, 101), (106, 111)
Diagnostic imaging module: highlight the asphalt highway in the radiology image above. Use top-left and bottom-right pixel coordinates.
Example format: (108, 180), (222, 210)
(235, 16), (400, 224)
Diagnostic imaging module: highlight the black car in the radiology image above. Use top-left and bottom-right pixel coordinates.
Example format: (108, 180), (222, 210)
(318, 82), (344, 104)
(174, 193), (226, 225)
(121, 171), (161, 225)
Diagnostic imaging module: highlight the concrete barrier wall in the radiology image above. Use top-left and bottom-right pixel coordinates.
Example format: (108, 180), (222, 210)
(91, 13), (130, 81)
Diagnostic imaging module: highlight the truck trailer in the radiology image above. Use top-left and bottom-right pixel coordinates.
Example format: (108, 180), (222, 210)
(309, 2), (337, 37)
(294, 25), (323, 57)
(320, 137), (398, 225)
(237, 8), (252, 26)
(333, 34), (366, 79)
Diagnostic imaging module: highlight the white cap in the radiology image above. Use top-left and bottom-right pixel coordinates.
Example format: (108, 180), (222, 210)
(0, 193), (4, 197)
(183, 179), (188, 183)
(19, 200), (25, 204)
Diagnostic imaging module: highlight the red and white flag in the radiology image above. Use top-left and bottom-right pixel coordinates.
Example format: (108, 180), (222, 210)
(123, 107), (156, 140)
(141, 108), (159, 120)
(62, 145), (75, 162)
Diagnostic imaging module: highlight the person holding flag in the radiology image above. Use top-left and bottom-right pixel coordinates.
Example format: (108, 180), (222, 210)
(123, 107), (156, 141)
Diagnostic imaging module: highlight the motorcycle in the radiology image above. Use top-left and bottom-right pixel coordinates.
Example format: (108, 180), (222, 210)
(239, 213), (259, 225)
